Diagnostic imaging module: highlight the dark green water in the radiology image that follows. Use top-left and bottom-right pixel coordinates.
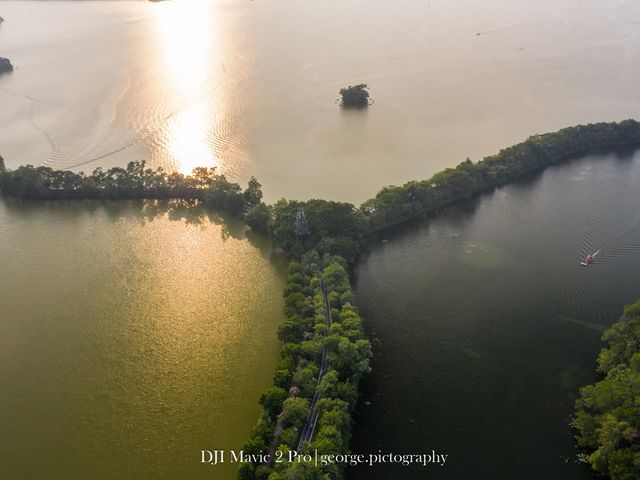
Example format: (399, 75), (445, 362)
(350, 150), (640, 479)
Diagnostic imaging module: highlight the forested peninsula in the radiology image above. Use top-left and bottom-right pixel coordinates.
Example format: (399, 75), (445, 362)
(236, 255), (371, 479)
(2, 119), (640, 480)
(0, 158), (264, 215)
(3, 120), (640, 261)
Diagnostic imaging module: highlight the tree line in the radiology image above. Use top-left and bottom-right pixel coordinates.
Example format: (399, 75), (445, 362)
(3, 120), (640, 479)
(359, 119), (640, 231)
(0, 160), (263, 216)
(237, 254), (371, 480)
(3, 120), (640, 261)
(242, 119), (640, 261)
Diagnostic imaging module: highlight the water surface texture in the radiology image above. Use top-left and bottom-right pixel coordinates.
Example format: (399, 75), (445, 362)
(0, 200), (286, 479)
(1, 0), (640, 201)
(351, 151), (640, 479)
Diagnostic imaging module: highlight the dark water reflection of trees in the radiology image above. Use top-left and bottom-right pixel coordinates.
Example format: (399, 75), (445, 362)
(0, 197), (285, 266)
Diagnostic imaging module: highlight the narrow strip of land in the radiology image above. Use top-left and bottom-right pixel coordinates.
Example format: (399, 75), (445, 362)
(297, 280), (333, 450)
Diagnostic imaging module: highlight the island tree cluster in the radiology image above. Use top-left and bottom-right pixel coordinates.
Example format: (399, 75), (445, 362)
(339, 84), (370, 108)
(0, 57), (13, 74)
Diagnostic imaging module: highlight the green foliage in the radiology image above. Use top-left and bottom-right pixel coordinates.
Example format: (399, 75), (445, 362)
(244, 176), (263, 207)
(244, 436), (268, 456)
(240, 258), (370, 480)
(280, 342), (302, 360)
(0, 160), (259, 218)
(259, 387), (288, 419)
(236, 462), (256, 480)
(299, 338), (324, 360)
(361, 120), (640, 231)
(6, 121), (640, 264)
(202, 175), (244, 214)
(317, 370), (358, 405)
(255, 465), (273, 480)
(284, 291), (306, 317)
(293, 364), (319, 398)
(339, 84), (370, 108)
(0, 57), (13, 73)
(273, 369), (294, 389)
(281, 397), (310, 428)
(597, 302), (640, 373)
(327, 337), (372, 382)
(572, 298), (640, 479)
(269, 199), (369, 261)
(249, 417), (276, 446)
(278, 462), (317, 480)
(277, 317), (304, 344)
(279, 427), (299, 449)
(246, 203), (272, 235)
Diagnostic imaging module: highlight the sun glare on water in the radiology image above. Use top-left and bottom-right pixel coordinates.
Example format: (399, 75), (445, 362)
(154, 0), (220, 175)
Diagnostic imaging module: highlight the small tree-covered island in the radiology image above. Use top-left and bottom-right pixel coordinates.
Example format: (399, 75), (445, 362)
(3, 119), (640, 479)
(0, 57), (14, 73)
(339, 84), (370, 108)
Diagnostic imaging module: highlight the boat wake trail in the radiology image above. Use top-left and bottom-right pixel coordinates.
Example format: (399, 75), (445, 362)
(579, 161), (640, 266)
(582, 209), (640, 265)
(580, 166), (604, 260)
(476, 21), (521, 36)
(47, 128), (159, 171)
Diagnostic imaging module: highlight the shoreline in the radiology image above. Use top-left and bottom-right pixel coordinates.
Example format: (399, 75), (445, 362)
(3, 120), (640, 478)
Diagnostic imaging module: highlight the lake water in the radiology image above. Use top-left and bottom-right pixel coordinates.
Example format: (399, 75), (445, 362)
(350, 150), (640, 479)
(2, 1), (640, 479)
(2, 0), (640, 202)
(0, 200), (286, 479)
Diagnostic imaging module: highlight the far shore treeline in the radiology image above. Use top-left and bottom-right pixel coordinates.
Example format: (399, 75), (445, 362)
(3, 120), (640, 480)
(0, 159), (264, 216)
(2, 120), (640, 262)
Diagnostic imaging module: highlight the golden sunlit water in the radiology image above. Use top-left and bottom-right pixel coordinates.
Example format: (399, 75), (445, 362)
(153, 0), (220, 174)
(2, 1), (640, 201)
(2, 1), (640, 478)
(0, 200), (287, 479)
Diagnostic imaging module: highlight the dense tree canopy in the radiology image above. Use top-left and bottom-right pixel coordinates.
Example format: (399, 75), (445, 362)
(361, 120), (640, 230)
(339, 84), (370, 108)
(4, 120), (640, 260)
(239, 257), (371, 480)
(0, 161), (261, 216)
(267, 199), (369, 261)
(0, 57), (13, 73)
(573, 300), (640, 480)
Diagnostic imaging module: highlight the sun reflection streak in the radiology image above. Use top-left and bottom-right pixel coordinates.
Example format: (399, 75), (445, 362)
(154, 0), (219, 175)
